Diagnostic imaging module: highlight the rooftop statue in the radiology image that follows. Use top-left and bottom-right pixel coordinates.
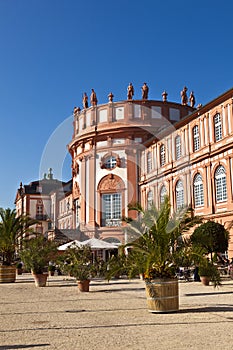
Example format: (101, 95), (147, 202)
(141, 82), (149, 99)
(181, 86), (188, 105)
(127, 83), (134, 100)
(189, 91), (196, 108)
(108, 92), (114, 102)
(90, 88), (98, 106)
(82, 92), (88, 109)
(162, 90), (168, 102)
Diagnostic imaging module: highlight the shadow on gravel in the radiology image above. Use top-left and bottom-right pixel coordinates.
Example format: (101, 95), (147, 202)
(179, 305), (233, 313)
(0, 344), (49, 349)
(185, 291), (233, 297)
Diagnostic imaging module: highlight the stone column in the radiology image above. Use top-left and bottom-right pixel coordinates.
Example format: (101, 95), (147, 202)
(79, 156), (86, 225)
(88, 152), (96, 227)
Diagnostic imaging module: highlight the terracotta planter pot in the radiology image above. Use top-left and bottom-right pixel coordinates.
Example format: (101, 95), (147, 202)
(145, 279), (179, 313)
(200, 276), (210, 286)
(32, 273), (48, 287)
(0, 265), (16, 283)
(77, 279), (90, 292)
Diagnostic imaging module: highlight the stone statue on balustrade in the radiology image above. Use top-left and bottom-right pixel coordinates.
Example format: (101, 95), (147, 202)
(90, 89), (98, 106)
(82, 93), (88, 109)
(181, 86), (188, 105)
(141, 82), (149, 99)
(127, 83), (134, 100)
(189, 91), (196, 108)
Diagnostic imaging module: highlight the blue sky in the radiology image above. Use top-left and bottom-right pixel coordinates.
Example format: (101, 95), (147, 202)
(0, 0), (233, 209)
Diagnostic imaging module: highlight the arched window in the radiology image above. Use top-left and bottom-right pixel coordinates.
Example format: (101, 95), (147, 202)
(160, 186), (167, 204)
(160, 144), (166, 166)
(193, 173), (204, 207)
(214, 114), (222, 142)
(147, 152), (152, 173)
(175, 135), (182, 160)
(98, 174), (125, 227)
(215, 165), (227, 202)
(193, 125), (200, 151)
(147, 190), (153, 209)
(176, 180), (184, 210)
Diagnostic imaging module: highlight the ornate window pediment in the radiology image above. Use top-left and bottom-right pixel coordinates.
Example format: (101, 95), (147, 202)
(100, 152), (121, 170)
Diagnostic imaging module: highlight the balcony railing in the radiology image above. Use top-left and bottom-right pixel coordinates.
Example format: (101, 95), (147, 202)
(104, 219), (122, 227)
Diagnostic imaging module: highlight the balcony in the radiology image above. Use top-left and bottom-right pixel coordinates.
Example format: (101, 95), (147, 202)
(35, 214), (48, 221)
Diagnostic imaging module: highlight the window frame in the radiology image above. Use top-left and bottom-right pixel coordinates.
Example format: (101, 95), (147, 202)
(193, 125), (200, 152)
(215, 165), (227, 202)
(193, 173), (204, 207)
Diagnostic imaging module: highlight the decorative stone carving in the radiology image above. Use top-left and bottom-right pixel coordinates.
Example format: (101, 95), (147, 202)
(73, 181), (80, 198)
(82, 93), (88, 109)
(72, 161), (79, 177)
(98, 174), (124, 191)
(73, 106), (81, 115)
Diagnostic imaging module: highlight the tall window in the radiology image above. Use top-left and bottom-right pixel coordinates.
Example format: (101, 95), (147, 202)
(160, 186), (167, 205)
(160, 144), (166, 166)
(175, 135), (182, 160)
(193, 173), (204, 207)
(193, 125), (200, 151)
(147, 190), (153, 208)
(147, 152), (152, 173)
(176, 180), (184, 210)
(215, 165), (227, 202)
(102, 193), (122, 226)
(214, 113), (222, 142)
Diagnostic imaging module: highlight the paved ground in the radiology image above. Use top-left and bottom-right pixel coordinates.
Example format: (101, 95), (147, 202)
(0, 274), (233, 350)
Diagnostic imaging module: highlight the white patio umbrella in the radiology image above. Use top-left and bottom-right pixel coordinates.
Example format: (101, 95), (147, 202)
(58, 240), (82, 251)
(79, 238), (119, 250)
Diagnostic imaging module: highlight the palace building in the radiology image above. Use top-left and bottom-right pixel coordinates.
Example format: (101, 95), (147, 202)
(15, 85), (233, 257)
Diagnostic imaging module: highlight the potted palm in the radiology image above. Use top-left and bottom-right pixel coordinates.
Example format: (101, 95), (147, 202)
(123, 197), (202, 313)
(0, 208), (35, 283)
(19, 235), (58, 287)
(58, 245), (94, 292)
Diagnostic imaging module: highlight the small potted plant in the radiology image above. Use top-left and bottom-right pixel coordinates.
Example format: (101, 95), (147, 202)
(19, 235), (58, 287)
(199, 260), (221, 287)
(58, 245), (94, 292)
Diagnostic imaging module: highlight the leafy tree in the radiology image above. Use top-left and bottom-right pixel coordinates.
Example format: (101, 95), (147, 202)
(191, 221), (229, 260)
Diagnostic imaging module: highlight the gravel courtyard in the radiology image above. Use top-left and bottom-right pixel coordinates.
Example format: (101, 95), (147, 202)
(0, 275), (233, 350)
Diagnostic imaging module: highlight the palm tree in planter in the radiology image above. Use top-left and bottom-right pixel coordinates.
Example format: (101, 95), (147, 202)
(0, 208), (35, 283)
(58, 245), (96, 292)
(123, 197), (202, 313)
(19, 235), (58, 287)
